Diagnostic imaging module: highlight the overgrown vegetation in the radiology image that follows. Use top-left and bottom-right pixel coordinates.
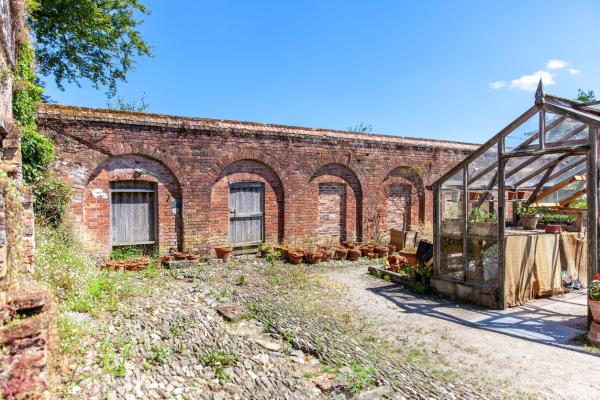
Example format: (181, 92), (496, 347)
(199, 347), (239, 382)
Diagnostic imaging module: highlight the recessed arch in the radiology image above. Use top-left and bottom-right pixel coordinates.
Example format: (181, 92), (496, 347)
(309, 163), (363, 242)
(83, 154), (183, 255)
(210, 159), (285, 246)
(383, 166), (426, 230)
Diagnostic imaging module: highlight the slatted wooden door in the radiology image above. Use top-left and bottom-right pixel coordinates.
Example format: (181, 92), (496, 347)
(110, 181), (156, 246)
(228, 182), (264, 247)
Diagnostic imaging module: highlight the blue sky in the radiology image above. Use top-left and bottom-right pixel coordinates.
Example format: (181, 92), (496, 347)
(42, 0), (600, 144)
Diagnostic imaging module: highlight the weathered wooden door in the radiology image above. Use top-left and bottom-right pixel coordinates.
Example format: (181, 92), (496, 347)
(228, 182), (264, 246)
(110, 181), (156, 246)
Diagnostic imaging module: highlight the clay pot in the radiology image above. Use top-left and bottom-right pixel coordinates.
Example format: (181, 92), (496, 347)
(387, 244), (397, 254)
(259, 249), (270, 258)
(374, 246), (388, 259)
(125, 261), (139, 271)
(319, 249), (332, 262)
(468, 192), (481, 201)
(387, 255), (401, 265)
(334, 248), (349, 260)
(105, 260), (119, 270)
(389, 263), (400, 273)
(304, 251), (322, 264)
(347, 249), (361, 261)
(589, 299), (600, 323)
(215, 246), (233, 263)
(342, 240), (355, 248)
(360, 245), (374, 256)
(367, 252), (376, 260)
(399, 251), (417, 266)
(187, 254), (201, 261)
(545, 224), (562, 234)
(588, 321), (600, 347)
(507, 191), (526, 200)
(287, 252), (303, 265)
(174, 252), (188, 260)
(162, 255), (173, 262)
(521, 214), (540, 230)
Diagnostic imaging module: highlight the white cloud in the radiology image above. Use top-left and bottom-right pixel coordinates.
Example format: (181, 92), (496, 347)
(568, 68), (581, 75)
(546, 59), (568, 70)
(510, 70), (555, 91)
(490, 81), (506, 89)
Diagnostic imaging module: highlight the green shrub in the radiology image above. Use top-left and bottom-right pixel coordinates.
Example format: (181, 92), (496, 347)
(33, 177), (73, 227)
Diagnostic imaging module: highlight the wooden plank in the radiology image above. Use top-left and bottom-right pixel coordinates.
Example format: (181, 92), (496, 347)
(588, 127), (599, 300)
(558, 189), (587, 207)
(433, 187), (441, 278)
(502, 144), (589, 159)
(544, 99), (600, 127)
(433, 105), (538, 188)
(462, 166), (468, 282)
(468, 115), (566, 185)
(497, 136), (507, 309)
(531, 175), (586, 203)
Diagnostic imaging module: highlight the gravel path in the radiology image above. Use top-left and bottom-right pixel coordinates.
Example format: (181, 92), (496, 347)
(325, 266), (600, 399)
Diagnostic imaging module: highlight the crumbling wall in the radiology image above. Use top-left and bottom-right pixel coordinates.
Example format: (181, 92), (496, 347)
(0, 1), (51, 398)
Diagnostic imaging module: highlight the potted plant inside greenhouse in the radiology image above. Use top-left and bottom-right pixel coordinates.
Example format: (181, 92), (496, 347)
(518, 202), (540, 230)
(468, 207), (497, 237)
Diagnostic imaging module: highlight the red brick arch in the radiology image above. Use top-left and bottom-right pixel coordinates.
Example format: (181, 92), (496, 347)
(383, 166), (426, 229)
(209, 159), (285, 246)
(308, 163), (363, 242)
(83, 154), (183, 255)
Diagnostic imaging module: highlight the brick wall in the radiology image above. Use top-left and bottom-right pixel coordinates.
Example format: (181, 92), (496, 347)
(37, 104), (477, 256)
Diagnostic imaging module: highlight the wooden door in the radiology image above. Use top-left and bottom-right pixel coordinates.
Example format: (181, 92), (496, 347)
(110, 181), (156, 246)
(228, 182), (264, 246)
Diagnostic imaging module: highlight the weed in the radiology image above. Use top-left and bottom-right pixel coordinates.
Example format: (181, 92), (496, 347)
(99, 338), (126, 377)
(146, 344), (170, 366)
(235, 274), (247, 286)
(199, 347), (239, 382)
(111, 245), (143, 260)
(410, 281), (428, 295)
(283, 330), (294, 345)
(56, 315), (88, 356)
(343, 362), (376, 394)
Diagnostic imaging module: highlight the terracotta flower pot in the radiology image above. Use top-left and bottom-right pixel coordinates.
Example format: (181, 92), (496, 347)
(347, 249), (361, 261)
(588, 321), (600, 347)
(105, 260), (118, 270)
(360, 245), (374, 256)
(334, 248), (349, 260)
(399, 251), (417, 266)
(387, 255), (400, 265)
(174, 252), (188, 260)
(389, 263), (400, 273)
(545, 224), (562, 234)
(287, 252), (303, 265)
(387, 244), (397, 254)
(215, 246), (233, 263)
(342, 240), (355, 248)
(319, 249), (332, 262)
(468, 192), (481, 201)
(259, 249), (270, 258)
(374, 246), (388, 258)
(507, 191), (526, 200)
(367, 252), (376, 260)
(187, 254), (201, 261)
(589, 299), (600, 323)
(303, 251), (322, 264)
(162, 255), (173, 262)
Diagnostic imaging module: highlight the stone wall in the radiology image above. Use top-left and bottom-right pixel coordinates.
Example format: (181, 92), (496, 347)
(37, 104), (477, 256)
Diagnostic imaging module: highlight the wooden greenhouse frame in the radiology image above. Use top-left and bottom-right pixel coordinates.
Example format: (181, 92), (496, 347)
(431, 81), (599, 309)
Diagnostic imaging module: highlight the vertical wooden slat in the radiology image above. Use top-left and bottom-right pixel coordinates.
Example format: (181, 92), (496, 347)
(462, 166), (468, 282)
(587, 125), (598, 324)
(497, 137), (507, 309)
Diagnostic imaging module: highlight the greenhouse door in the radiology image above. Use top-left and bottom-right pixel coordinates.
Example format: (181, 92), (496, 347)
(228, 182), (264, 247)
(110, 181), (156, 246)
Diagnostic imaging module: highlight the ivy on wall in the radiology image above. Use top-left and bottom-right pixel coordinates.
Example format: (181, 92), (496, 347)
(13, 43), (72, 227)
(13, 43), (54, 184)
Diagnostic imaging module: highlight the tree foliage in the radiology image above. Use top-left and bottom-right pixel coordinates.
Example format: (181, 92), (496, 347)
(28, 0), (151, 95)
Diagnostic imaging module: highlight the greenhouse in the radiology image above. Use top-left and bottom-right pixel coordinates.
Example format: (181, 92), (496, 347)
(430, 81), (599, 309)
